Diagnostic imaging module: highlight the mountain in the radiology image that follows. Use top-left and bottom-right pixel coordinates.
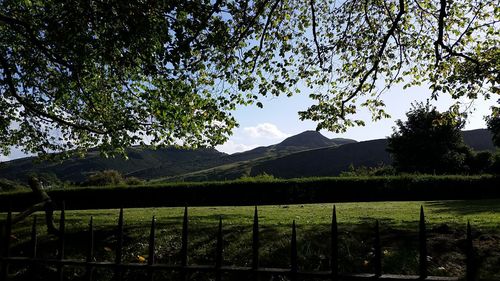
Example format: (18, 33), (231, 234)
(0, 131), (356, 182)
(0, 147), (227, 182)
(161, 128), (496, 181)
(462, 129), (495, 151)
(224, 130), (356, 162)
(163, 139), (389, 182)
(0, 129), (493, 183)
(249, 139), (390, 178)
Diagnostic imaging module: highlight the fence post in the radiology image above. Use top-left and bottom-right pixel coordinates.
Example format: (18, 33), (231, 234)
(215, 217), (223, 281)
(1, 210), (11, 281)
(181, 206), (188, 281)
(85, 216), (94, 281)
(113, 208), (124, 281)
(29, 216), (38, 280)
(57, 201), (65, 281)
(419, 206), (427, 280)
(148, 216), (156, 281)
(291, 220), (298, 281)
(466, 221), (476, 281)
(374, 220), (382, 277)
(252, 206), (259, 281)
(331, 205), (338, 281)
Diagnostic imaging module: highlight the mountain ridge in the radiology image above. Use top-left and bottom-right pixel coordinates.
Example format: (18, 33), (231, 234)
(0, 129), (494, 183)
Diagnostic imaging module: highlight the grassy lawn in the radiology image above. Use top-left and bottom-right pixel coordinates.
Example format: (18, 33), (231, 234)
(2, 200), (500, 280)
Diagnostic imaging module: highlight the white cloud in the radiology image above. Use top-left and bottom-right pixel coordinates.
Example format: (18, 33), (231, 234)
(243, 123), (290, 139)
(216, 141), (259, 154)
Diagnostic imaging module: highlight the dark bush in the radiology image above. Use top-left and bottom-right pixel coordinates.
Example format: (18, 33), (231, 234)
(82, 170), (124, 186)
(124, 176), (145, 185)
(26, 172), (64, 189)
(465, 151), (494, 174)
(0, 178), (26, 193)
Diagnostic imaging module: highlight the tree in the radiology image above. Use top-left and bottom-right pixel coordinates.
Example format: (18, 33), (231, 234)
(486, 109), (500, 147)
(1, 0), (498, 158)
(387, 102), (471, 174)
(0, 0), (280, 158)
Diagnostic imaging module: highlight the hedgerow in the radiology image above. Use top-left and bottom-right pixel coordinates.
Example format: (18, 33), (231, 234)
(0, 175), (498, 211)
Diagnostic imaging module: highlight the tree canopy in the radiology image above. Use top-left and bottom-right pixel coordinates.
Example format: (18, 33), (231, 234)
(387, 102), (470, 174)
(1, 0), (498, 158)
(487, 108), (500, 147)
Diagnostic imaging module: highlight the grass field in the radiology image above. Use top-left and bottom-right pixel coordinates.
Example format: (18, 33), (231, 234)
(2, 200), (500, 280)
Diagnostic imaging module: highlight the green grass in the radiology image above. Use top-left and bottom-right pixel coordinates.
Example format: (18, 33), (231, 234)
(2, 200), (500, 280)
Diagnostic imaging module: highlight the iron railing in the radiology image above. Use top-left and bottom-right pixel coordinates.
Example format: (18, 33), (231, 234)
(0, 204), (480, 281)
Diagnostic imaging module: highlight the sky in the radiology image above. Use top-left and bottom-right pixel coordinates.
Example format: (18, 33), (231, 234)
(2, 82), (496, 161)
(215, 83), (497, 154)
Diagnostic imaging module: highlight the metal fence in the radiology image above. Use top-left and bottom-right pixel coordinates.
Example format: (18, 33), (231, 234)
(0, 204), (480, 281)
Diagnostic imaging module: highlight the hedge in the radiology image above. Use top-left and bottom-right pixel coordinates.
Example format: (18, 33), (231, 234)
(0, 175), (499, 211)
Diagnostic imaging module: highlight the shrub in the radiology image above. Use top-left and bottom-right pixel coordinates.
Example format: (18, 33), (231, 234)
(124, 177), (145, 185)
(340, 164), (395, 177)
(465, 151), (494, 174)
(26, 172), (64, 189)
(239, 173), (277, 182)
(2, 175), (499, 211)
(82, 170), (124, 186)
(0, 178), (26, 192)
(491, 151), (500, 174)
(387, 102), (470, 174)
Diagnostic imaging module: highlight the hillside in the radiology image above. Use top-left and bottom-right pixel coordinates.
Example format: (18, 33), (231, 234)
(250, 139), (390, 178)
(123, 131), (356, 180)
(0, 131), (356, 182)
(162, 128), (496, 181)
(0, 129), (494, 183)
(223, 131), (356, 162)
(164, 139), (390, 181)
(0, 147), (227, 182)
(462, 129), (495, 151)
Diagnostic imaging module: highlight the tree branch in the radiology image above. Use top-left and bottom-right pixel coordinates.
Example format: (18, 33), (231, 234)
(251, 0), (281, 73)
(0, 13), (72, 69)
(310, 0), (323, 68)
(434, 0), (480, 67)
(0, 53), (107, 135)
(340, 0), (405, 119)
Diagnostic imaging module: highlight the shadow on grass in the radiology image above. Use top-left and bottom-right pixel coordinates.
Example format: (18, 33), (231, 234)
(426, 199), (500, 215)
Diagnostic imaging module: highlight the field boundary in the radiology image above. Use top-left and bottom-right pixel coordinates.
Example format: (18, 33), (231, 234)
(0, 175), (499, 211)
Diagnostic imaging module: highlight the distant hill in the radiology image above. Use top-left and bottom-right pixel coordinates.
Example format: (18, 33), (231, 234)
(0, 147), (227, 182)
(462, 129), (495, 151)
(0, 131), (356, 182)
(250, 139), (390, 178)
(162, 128), (496, 181)
(164, 140), (389, 181)
(0, 129), (494, 183)
(224, 130), (356, 162)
